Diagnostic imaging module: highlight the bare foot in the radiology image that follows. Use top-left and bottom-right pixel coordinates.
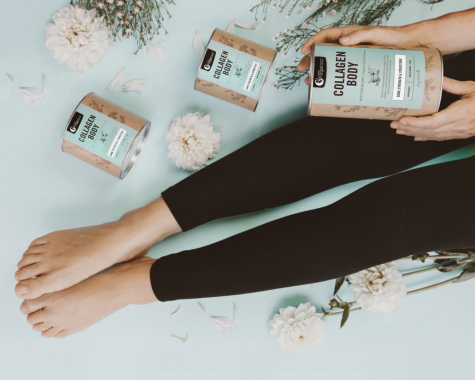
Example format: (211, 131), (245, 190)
(15, 197), (181, 300)
(20, 257), (157, 338)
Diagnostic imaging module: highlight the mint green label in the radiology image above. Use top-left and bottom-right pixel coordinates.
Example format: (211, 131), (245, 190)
(198, 40), (271, 99)
(312, 45), (425, 109)
(64, 104), (138, 166)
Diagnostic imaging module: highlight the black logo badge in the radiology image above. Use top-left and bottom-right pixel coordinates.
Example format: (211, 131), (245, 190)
(201, 48), (216, 71)
(313, 56), (327, 88)
(67, 112), (83, 134)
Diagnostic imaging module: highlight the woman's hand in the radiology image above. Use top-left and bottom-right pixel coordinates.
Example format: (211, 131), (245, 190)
(390, 78), (475, 141)
(297, 25), (423, 83)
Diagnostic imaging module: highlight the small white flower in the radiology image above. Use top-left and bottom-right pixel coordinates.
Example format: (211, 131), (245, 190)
(282, 53), (286, 58)
(271, 5), (276, 9)
(317, 3), (322, 8)
(330, 9), (336, 15)
(285, 14), (290, 18)
(322, 12), (326, 17)
(44, 6), (110, 72)
(134, 6), (140, 13)
(106, 0), (113, 3)
(166, 112), (221, 171)
(306, 6), (311, 10)
(272, 37), (276, 41)
(302, 22), (308, 27)
(98, 3), (104, 8)
(137, 0), (143, 6)
(126, 28), (132, 33)
(349, 262), (407, 314)
(269, 302), (326, 354)
(117, 12), (123, 18)
(117, 1), (123, 5)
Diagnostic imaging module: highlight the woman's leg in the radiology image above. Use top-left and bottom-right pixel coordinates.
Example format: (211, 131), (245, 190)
(15, 50), (474, 300)
(163, 51), (475, 231)
(152, 154), (475, 300)
(20, 154), (475, 338)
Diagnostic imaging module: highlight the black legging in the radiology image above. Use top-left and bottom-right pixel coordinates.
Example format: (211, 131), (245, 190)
(151, 50), (475, 301)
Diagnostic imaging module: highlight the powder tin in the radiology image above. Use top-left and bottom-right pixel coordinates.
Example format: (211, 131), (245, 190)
(61, 93), (151, 179)
(195, 28), (277, 111)
(308, 43), (443, 120)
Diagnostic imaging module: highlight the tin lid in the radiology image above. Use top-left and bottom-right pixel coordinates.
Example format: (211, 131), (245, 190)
(119, 120), (151, 179)
(307, 43), (316, 116)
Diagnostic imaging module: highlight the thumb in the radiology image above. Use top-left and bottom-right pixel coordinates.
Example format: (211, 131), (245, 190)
(339, 28), (385, 46)
(443, 77), (474, 96)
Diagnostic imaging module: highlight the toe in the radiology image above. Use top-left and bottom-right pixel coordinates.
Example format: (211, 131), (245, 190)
(15, 275), (52, 299)
(32, 322), (52, 332)
(54, 329), (69, 339)
(17, 253), (41, 269)
(21, 296), (48, 315)
(27, 310), (49, 325)
(42, 326), (62, 338)
(29, 237), (48, 248)
(15, 263), (46, 281)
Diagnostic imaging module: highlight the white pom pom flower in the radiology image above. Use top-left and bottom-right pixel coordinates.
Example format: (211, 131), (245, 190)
(166, 112), (221, 171)
(44, 6), (110, 72)
(269, 302), (326, 354)
(349, 262), (407, 314)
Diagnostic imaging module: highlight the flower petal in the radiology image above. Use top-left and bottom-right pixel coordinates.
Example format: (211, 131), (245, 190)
(193, 30), (204, 56)
(107, 67), (125, 91)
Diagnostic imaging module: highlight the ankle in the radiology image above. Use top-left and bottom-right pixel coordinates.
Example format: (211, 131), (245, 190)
(118, 197), (182, 253)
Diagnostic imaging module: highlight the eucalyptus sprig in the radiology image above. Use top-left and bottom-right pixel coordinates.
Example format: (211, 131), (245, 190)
(72, 0), (175, 54)
(254, 0), (447, 90)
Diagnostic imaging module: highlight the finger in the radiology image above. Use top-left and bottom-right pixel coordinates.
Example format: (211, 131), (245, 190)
(339, 27), (387, 46)
(297, 54), (311, 71)
(391, 116), (438, 140)
(301, 25), (360, 53)
(443, 77), (475, 96)
(305, 76), (309, 85)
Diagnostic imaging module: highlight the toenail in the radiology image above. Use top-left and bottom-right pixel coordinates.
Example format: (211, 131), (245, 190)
(17, 283), (28, 295)
(20, 302), (27, 313)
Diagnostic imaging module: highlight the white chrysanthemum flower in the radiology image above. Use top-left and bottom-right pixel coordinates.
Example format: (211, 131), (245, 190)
(349, 262), (407, 314)
(166, 112), (221, 171)
(44, 6), (110, 72)
(269, 302), (326, 354)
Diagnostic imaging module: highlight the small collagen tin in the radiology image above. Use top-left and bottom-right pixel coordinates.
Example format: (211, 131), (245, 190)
(195, 28), (277, 111)
(61, 93), (151, 179)
(308, 43), (443, 120)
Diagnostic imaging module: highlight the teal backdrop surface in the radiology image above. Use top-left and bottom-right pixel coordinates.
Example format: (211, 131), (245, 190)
(1, 1), (474, 379)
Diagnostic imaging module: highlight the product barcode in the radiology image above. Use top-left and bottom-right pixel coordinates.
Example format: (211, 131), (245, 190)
(392, 54), (406, 101)
(108, 128), (126, 158)
(244, 61), (260, 92)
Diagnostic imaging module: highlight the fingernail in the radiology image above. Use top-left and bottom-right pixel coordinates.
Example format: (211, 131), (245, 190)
(390, 122), (399, 129)
(340, 37), (350, 44)
(396, 130), (406, 135)
(399, 120), (408, 125)
(17, 283), (27, 295)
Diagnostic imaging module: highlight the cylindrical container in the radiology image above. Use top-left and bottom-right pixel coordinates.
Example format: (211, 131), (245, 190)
(195, 28), (277, 111)
(61, 93), (151, 179)
(308, 43), (443, 120)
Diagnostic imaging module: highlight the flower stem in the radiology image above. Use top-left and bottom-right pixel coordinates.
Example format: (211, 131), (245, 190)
(402, 258), (472, 277)
(398, 255), (469, 260)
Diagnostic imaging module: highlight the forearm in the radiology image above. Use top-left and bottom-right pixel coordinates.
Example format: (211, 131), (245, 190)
(404, 8), (475, 55)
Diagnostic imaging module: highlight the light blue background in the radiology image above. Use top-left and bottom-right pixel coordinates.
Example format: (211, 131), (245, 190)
(1, 1), (474, 379)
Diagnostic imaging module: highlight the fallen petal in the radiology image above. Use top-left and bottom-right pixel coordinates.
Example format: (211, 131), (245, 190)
(170, 304), (181, 316)
(107, 67), (125, 91)
(210, 317), (236, 334)
(171, 333), (188, 343)
(193, 30), (204, 56)
(19, 87), (45, 105)
(42, 74), (46, 94)
(122, 79), (146, 93)
(234, 20), (259, 30)
(7, 73), (14, 82)
(198, 302), (206, 313)
(226, 19), (236, 33)
(233, 303), (237, 323)
(148, 42), (166, 61)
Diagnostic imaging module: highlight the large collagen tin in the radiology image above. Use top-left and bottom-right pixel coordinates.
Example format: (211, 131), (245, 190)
(61, 93), (151, 179)
(308, 43), (443, 120)
(195, 28), (277, 111)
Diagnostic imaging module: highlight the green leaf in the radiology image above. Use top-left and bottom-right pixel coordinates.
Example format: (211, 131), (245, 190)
(341, 306), (350, 329)
(334, 277), (346, 296)
(412, 253), (430, 263)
